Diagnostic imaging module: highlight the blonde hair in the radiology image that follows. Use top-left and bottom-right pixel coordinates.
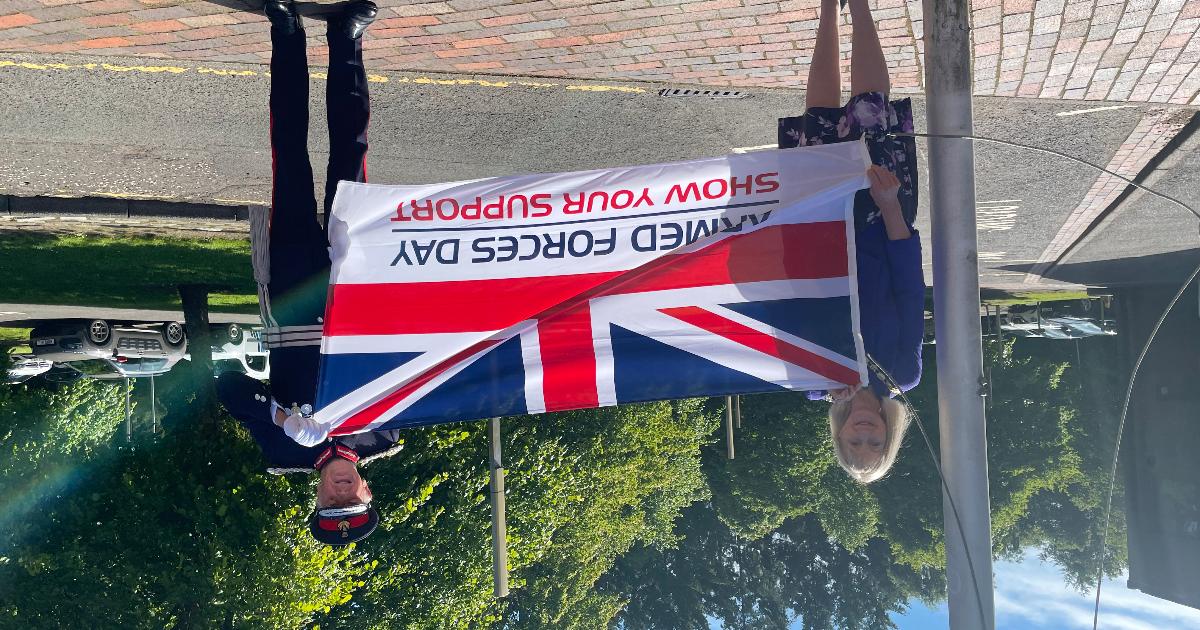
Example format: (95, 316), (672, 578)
(828, 395), (911, 483)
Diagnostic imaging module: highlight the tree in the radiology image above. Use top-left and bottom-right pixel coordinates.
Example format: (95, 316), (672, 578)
(319, 399), (720, 629)
(873, 337), (1128, 587)
(703, 392), (880, 549)
(0, 377), (126, 552)
(0, 372), (369, 628)
(603, 502), (942, 630)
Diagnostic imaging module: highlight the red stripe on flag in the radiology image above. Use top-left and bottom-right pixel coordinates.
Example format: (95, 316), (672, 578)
(326, 222), (847, 336)
(326, 271), (621, 335)
(329, 338), (502, 435)
(601, 221), (847, 295)
(537, 304), (598, 411)
(659, 306), (860, 386)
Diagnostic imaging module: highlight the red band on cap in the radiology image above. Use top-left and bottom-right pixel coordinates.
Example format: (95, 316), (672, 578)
(318, 513), (371, 531)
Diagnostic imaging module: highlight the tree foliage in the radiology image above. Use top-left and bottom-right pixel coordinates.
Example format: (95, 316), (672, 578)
(0, 332), (1131, 626)
(0, 374), (369, 628)
(320, 399), (720, 630)
(703, 392), (880, 549)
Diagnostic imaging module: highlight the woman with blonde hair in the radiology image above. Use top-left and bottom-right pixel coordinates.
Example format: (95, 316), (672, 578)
(779, 0), (925, 482)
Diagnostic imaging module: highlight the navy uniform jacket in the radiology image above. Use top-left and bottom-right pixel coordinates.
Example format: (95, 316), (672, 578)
(217, 345), (401, 470)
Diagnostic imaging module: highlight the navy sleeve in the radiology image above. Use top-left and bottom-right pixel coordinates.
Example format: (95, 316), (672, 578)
(883, 231), (925, 391)
(217, 372), (321, 468)
(216, 372), (271, 425)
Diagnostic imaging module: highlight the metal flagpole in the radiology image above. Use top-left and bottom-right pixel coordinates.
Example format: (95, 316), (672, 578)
(923, 0), (996, 627)
(150, 375), (158, 436)
(724, 395), (735, 460)
(489, 417), (509, 598)
(124, 377), (132, 442)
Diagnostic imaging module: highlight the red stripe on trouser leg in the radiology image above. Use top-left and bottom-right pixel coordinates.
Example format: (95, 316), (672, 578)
(537, 304), (598, 411)
(659, 306), (860, 386)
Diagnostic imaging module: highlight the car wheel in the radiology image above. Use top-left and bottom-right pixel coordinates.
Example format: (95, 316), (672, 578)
(88, 320), (112, 346)
(165, 322), (186, 346)
(227, 323), (244, 343)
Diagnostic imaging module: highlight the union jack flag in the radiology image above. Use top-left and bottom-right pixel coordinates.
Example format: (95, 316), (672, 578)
(314, 143), (870, 435)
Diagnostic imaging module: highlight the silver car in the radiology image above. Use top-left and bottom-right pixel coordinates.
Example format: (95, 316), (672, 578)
(30, 320), (188, 377)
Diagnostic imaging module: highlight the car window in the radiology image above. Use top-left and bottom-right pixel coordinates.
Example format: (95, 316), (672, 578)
(66, 359), (119, 376)
(120, 358), (169, 374)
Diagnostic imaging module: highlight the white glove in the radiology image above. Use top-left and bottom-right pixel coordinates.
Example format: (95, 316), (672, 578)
(282, 412), (332, 447)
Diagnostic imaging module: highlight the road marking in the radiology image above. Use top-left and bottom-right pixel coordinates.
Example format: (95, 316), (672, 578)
(0, 60), (187, 73)
(88, 191), (178, 200)
(977, 200), (1020, 231)
(732, 144), (776, 153)
(0, 56), (646, 95)
(197, 67), (258, 77)
(1056, 104), (1139, 117)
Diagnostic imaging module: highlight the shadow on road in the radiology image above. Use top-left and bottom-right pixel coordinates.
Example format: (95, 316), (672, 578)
(1002, 248), (1200, 287)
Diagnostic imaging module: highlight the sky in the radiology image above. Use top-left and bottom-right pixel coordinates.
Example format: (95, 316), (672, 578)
(885, 548), (1200, 630)
(743, 546), (1200, 629)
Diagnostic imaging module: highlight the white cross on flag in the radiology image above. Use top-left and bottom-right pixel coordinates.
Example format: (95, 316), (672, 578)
(314, 141), (871, 435)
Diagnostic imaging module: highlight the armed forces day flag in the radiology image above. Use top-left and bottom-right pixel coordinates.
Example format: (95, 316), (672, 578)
(314, 140), (872, 435)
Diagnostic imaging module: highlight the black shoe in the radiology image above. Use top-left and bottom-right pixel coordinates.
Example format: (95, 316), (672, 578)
(333, 0), (378, 40)
(265, 0), (302, 35)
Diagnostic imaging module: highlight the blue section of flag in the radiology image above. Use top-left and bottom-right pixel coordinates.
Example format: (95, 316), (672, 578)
(610, 324), (786, 403)
(722, 296), (857, 360)
(383, 335), (528, 429)
(316, 351), (422, 408)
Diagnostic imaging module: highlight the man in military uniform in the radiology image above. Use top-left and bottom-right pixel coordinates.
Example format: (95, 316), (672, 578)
(216, 0), (394, 545)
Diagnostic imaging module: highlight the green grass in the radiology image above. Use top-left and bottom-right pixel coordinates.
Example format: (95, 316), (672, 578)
(0, 327), (32, 354)
(0, 233), (258, 313)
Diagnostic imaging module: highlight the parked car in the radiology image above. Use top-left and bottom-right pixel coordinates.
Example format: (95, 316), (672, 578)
(60, 357), (176, 380)
(1045, 316), (1115, 338)
(211, 324), (270, 380)
(4, 355), (53, 384)
(1005, 303), (1053, 326)
(30, 320), (188, 377)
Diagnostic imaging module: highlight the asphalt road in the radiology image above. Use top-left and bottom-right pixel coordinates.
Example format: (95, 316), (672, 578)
(1, 51), (1196, 289)
(1048, 125), (1200, 287)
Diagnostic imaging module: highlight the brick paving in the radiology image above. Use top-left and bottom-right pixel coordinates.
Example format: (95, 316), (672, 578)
(0, 0), (1197, 103)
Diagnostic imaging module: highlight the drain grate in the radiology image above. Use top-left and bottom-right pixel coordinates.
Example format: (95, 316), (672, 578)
(658, 88), (748, 99)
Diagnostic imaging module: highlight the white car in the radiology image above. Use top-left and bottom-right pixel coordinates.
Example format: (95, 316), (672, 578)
(31, 320), (187, 364)
(211, 324), (270, 380)
(5, 355), (53, 384)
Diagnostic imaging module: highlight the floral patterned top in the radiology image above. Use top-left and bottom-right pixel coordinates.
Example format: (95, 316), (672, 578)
(778, 91), (918, 230)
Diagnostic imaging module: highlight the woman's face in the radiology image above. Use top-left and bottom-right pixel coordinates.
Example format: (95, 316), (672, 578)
(839, 392), (887, 462)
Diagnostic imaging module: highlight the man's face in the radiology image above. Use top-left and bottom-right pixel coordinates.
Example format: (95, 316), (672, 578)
(316, 458), (373, 508)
